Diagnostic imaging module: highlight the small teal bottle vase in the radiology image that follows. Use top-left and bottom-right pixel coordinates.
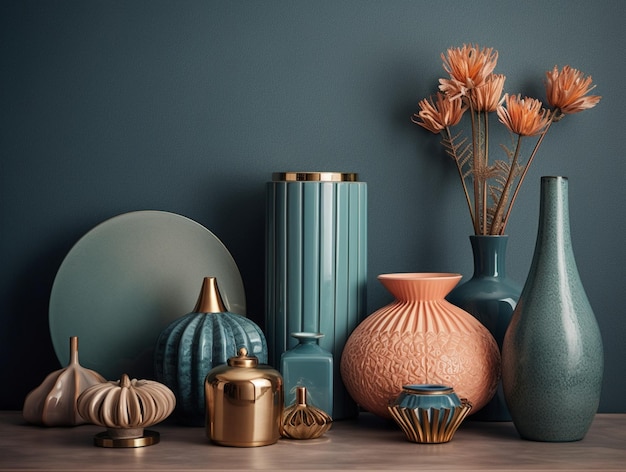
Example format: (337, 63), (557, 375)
(154, 277), (268, 426)
(280, 332), (333, 418)
(502, 176), (603, 442)
(266, 172), (367, 420)
(447, 235), (521, 421)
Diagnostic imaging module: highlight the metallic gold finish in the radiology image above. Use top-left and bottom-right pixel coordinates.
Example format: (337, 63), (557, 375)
(193, 276), (227, 313)
(93, 430), (160, 448)
(281, 387), (332, 440)
(272, 172), (358, 182)
(388, 399), (473, 444)
(205, 348), (283, 447)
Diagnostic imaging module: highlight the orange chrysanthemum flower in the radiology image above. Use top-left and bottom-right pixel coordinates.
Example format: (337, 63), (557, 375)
(470, 74), (506, 112)
(545, 65), (601, 114)
(439, 44), (498, 99)
(411, 92), (467, 134)
(497, 94), (551, 136)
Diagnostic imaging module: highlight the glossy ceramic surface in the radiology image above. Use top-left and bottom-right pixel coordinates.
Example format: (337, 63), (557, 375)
(154, 277), (267, 426)
(447, 235), (521, 421)
(22, 336), (106, 426)
(388, 398), (473, 444)
(502, 177), (604, 442)
(266, 175), (367, 420)
(49, 211), (246, 381)
(280, 332), (333, 417)
(341, 273), (500, 419)
(393, 385), (462, 410)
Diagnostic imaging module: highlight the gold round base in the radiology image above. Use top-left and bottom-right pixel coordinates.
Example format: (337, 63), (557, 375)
(93, 430), (160, 448)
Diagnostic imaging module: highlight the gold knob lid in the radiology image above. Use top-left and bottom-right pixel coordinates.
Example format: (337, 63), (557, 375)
(227, 347), (258, 368)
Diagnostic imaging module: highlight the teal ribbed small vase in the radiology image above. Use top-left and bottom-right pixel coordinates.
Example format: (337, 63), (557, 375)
(502, 176), (603, 442)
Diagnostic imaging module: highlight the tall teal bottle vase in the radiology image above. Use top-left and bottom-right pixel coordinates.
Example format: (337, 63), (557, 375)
(447, 235), (521, 421)
(502, 176), (603, 442)
(266, 172), (367, 420)
(281, 332), (333, 418)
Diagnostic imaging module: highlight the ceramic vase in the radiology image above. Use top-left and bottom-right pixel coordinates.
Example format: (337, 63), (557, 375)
(23, 336), (106, 426)
(340, 273), (500, 419)
(154, 277), (268, 426)
(447, 235), (521, 421)
(280, 332), (333, 418)
(502, 176), (603, 442)
(266, 171), (367, 420)
(387, 384), (472, 444)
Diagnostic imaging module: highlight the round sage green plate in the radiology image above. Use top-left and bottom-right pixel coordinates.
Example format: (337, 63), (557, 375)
(49, 210), (246, 381)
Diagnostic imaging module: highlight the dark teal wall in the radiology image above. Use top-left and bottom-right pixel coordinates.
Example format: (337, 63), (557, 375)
(2, 0), (624, 411)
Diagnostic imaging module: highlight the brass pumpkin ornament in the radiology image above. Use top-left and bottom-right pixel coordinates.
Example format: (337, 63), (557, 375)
(23, 336), (106, 426)
(77, 373), (176, 447)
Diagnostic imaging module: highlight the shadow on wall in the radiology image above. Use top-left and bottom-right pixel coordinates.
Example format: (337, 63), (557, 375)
(3, 241), (69, 410)
(198, 173), (267, 329)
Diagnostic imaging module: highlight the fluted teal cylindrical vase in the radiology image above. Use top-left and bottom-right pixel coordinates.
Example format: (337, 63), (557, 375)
(502, 176), (603, 442)
(266, 172), (367, 420)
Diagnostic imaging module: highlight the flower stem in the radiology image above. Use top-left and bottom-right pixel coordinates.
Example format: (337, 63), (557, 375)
(490, 134), (522, 235)
(499, 112), (557, 234)
(469, 98), (481, 234)
(482, 111), (489, 235)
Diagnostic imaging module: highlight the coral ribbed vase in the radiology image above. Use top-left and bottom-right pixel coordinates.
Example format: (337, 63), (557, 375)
(340, 273), (500, 418)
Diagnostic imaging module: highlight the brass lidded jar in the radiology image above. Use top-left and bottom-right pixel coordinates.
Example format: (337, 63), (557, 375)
(205, 347), (283, 447)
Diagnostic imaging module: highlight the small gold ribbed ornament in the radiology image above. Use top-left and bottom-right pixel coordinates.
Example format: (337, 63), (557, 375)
(280, 386), (332, 440)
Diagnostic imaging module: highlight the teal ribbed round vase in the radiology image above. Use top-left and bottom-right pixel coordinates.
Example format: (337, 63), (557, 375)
(447, 235), (521, 421)
(502, 176), (603, 442)
(154, 277), (268, 426)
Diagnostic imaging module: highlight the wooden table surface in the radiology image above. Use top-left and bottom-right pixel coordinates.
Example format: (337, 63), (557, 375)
(1, 411), (625, 471)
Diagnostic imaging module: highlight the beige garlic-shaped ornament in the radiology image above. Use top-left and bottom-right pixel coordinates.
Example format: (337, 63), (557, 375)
(23, 336), (106, 426)
(281, 386), (332, 440)
(77, 373), (176, 447)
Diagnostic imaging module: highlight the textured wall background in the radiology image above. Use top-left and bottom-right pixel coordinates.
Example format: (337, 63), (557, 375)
(2, 0), (624, 411)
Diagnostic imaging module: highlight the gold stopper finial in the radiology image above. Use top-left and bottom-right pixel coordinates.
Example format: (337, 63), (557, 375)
(296, 386), (308, 406)
(193, 277), (227, 313)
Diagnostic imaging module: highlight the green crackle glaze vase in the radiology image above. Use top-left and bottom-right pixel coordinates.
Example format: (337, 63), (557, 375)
(502, 176), (603, 442)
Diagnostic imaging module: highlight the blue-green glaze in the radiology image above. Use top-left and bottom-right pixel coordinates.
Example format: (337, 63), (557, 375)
(280, 332), (333, 417)
(154, 310), (267, 426)
(392, 385), (462, 410)
(502, 176), (603, 442)
(447, 235), (521, 421)
(266, 178), (367, 420)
